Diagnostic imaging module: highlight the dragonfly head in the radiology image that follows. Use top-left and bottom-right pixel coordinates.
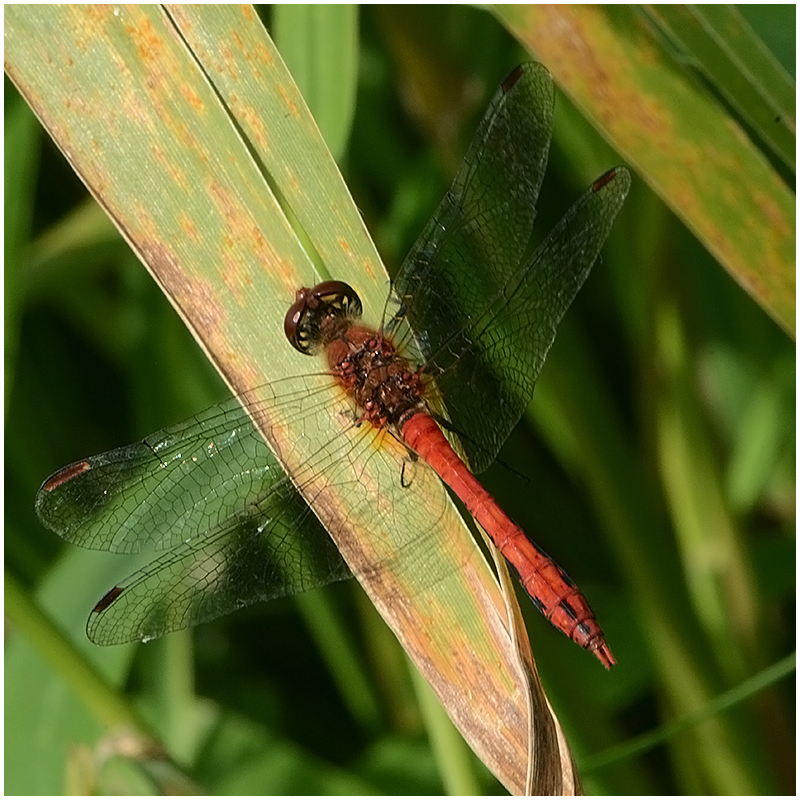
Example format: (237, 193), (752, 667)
(284, 281), (363, 355)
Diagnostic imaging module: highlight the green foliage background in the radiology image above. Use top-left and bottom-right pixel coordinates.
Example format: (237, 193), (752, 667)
(5, 5), (794, 795)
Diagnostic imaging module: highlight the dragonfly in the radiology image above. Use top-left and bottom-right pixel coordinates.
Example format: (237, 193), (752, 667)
(36, 63), (630, 668)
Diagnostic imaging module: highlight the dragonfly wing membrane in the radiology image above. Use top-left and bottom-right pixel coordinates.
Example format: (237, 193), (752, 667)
(391, 63), (554, 374)
(385, 63), (630, 473)
(436, 167), (632, 472)
(87, 484), (351, 645)
(35, 396), (282, 554)
(35, 377), (342, 555)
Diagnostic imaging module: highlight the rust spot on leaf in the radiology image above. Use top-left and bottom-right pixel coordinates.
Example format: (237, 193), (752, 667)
(255, 41), (273, 66)
(276, 84), (298, 117)
(177, 212), (200, 242)
(181, 84), (205, 112)
(125, 17), (164, 63)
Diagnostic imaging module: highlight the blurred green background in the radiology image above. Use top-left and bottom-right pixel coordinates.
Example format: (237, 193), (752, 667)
(5, 5), (794, 795)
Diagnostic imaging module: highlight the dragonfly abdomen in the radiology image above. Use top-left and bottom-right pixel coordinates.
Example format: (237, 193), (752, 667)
(402, 411), (615, 669)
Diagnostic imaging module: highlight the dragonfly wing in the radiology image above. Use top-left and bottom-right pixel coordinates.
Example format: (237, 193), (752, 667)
(85, 481), (350, 645)
(34, 376), (360, 645)
(37, 371), (454, 645)
(387, 63), (630, 473)
(433, 167), (632, 472)
(389, 63), (553, 371)
(35, 378), (334, 555)
(82, 411), (453, 645)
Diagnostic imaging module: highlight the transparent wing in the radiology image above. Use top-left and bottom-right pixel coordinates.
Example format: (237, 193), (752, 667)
(83, 478), (348, 645)
(389, 62), (630, 471)
(36, 379), (336, 555)
(428, 167), (631, 472)
(36, 375), (451, 645)
(389, 63), (553, 368)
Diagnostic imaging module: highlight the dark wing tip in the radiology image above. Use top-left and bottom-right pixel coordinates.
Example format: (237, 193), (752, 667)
(40, 460), (92, 492)
(501, 64), (526, 93)
(92, 585), (125, 614)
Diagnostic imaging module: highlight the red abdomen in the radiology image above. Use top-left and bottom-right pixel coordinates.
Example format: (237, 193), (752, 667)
(401, 412), (615, 669)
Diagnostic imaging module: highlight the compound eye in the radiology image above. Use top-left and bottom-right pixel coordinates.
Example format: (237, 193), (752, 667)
(284, 293), (309, 353)
(284, 281), (363, 354)
(308, 281), (362, 316)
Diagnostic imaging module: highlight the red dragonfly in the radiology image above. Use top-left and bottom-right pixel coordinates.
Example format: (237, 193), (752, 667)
(36, 63), (629, 667)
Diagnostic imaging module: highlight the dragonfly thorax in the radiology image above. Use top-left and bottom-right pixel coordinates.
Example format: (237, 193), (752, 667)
(328, 326), (426, 431)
